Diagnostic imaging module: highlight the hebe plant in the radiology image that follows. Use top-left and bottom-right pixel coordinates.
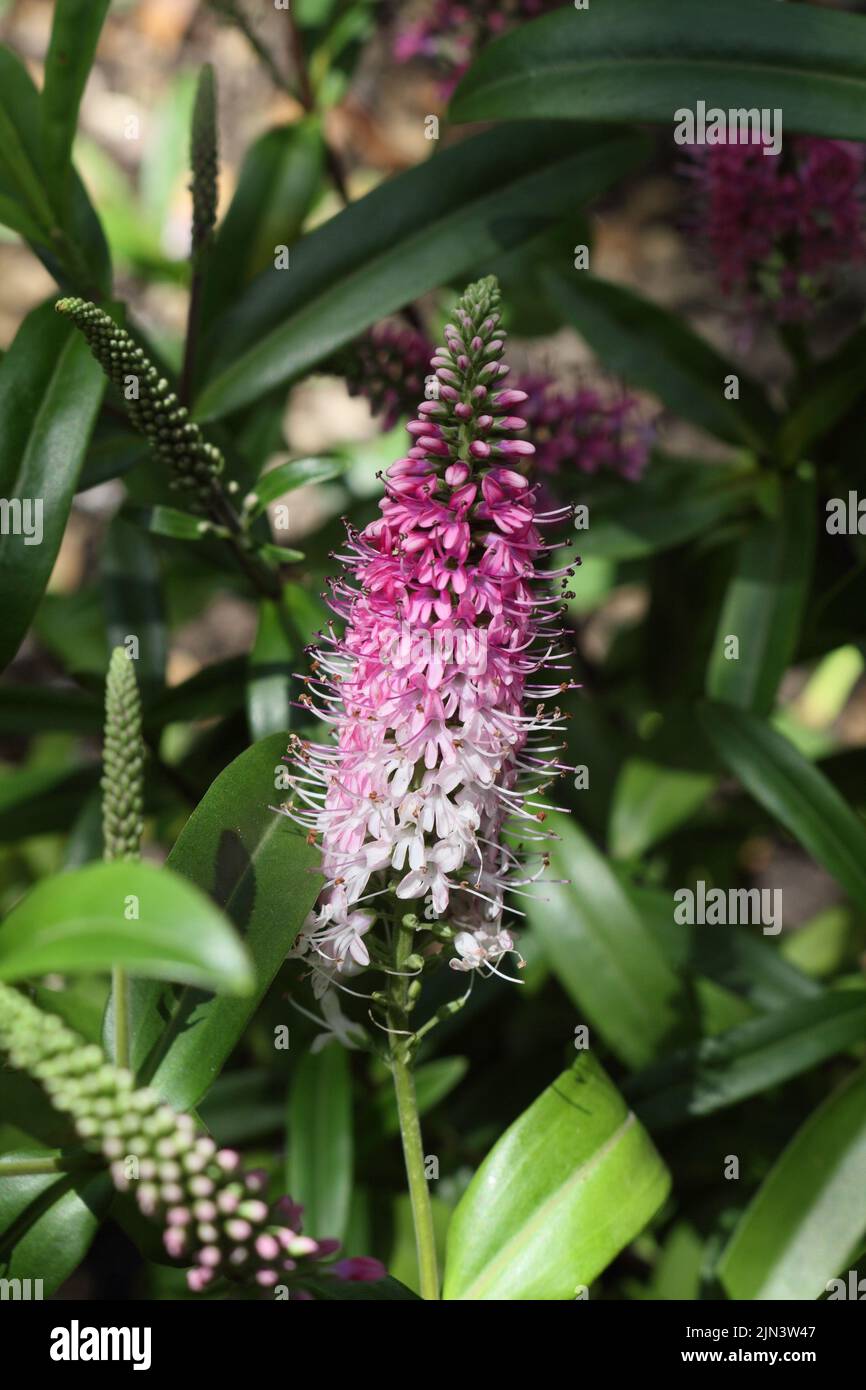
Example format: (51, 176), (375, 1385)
(1, 0), (866, 1308)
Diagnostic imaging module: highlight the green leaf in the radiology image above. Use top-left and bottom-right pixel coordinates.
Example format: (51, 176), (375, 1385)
(778, 324), (866, 464)
(443, 1053), (671, 1300)
(0, 685), (102, 736)
(243, 455), (349, 518)
(608, 758), (715, 859)
(287, 1047), (353, 1243)
(202, 118), (325, 327)
(0, 46), (110, 291)
(706, 470), (816, 714)
(543, 272), (775, 450)
(628, 992), (866, 1132)
(0, 860), (254, 993)
(374, 1057), (468, 1137)
(0, 1168), (111, 1296)
(525, 815), (683, 1069)
(718, 1065), (866, 1300)
(698, 702), (866, 913)
(194, 122), (649, 420)
(127, 732), (323, 1110)
(577, 454), (756, 561)
(123, 504), (215, 542)
(40, 1), (111, 209)
(451, 0), (866, 141)
(246, 597), (294, 742)
(0, 301), (104, 672)
(0, 764), (100, 843)
(101, 517), (167, 698)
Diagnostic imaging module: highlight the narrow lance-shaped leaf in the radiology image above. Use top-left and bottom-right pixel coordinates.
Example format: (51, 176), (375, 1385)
(194, 122), (650, 421)
(40, 0), (112, 210)
(718, 1064), (866, 1300)
(450, 0), (866, 140)
(541, 271), (776, 451)
(706, 468), (816, 714)
(698, 701), (866, 913)
(0, 301), (104, 672)
(125, 732), (323, 1111)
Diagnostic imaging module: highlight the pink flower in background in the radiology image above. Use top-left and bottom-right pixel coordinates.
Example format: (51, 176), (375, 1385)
(345, 326), (652, 483)
(392, 1), (562, 94)
(286, 277), (577, 990)
(684, 136), (866, 322)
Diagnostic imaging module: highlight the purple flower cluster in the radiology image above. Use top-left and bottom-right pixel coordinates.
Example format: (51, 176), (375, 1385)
(345, 324), (652, 483)
(684, 136), (866, 322)
(393, 1), (561, 93)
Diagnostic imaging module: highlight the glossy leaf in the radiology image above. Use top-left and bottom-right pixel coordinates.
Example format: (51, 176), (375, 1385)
(525, 815), (683, 1068)
(444, 1053), (671, 1300)
(127, 732), (323, 1110)
(287, 1047), (353, 1243)
(195, 123), (649, 420)
(698, 702), (866, 912)
(628, 992), (866, 1131)
(706, 470), (816, 713)
(451, 0), (866, 141)
(718, 1064), (866, 1300)
(0, 1166), (111, 1296)
(202, 118), (325, 328)
(543, 273), (775, 450)
(244, 456), (349, 518)
(0, 301), (104, 672)
(0, 860), (254, 993)
(40, 0), (111, 208)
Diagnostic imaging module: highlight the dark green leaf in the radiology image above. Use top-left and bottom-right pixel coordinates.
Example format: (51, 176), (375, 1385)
(451, 0), (866, 141)
(778, 324), (866, 464)
(287, 1047), (353, 1243)
(628, 992), (866, 1131)
(706, 470), (816, 713)
(444, 1054), (671, 1299)
(0, 685), (102, 736)
(718, 1064), (866, 1299)
(40, 1), (111, 209)
(0, 1167), (111, 1296)
(194, 123), (649, 420)
(128, 732), (323, 1110)
(698, 702), (866, 912)
(298, 1275), (421, 1300)
(202, 118), (325, 328)
(543, 272), (775, 450)
(101, 517), (167, 698)
(578, 454), (756, 561)
(525, 815), (684, 1068)
(0, 301), (104, 672)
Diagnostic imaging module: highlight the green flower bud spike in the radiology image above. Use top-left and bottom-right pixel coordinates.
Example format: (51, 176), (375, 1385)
(0, 983), (359, 1296)
(190, 64), (218, 263)
(102, 647), (144, 864)
(54, 298), (225, 511)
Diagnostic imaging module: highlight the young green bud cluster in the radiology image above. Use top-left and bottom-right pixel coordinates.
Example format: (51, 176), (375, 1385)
(102, 647), (144, 863)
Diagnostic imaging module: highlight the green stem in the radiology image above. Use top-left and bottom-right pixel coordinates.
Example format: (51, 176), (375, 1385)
(111, 965), (129, 1070)
(0, 1154), (91, 1177)
(388, 919), (439, 1300)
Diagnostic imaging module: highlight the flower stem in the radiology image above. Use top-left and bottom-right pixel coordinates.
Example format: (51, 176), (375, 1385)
(389, 919), (439, 1300)
(111, 966), (130, 1070)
